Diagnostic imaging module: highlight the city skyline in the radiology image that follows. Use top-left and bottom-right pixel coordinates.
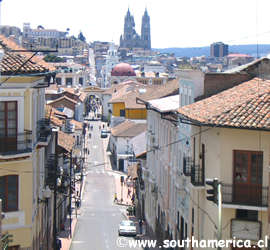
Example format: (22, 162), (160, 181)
(2, 0), (270, 48)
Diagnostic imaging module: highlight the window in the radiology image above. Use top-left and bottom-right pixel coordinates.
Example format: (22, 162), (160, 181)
(79, 77), (83, 85)
(120, 109), (125, 117)
(0, 101), (18, 152)
(66, 78), (72, 85)
(0, 175), (19, 212)
(0, 101), (17, 136)
(56, 78), (62, 85)
(234, 150), (262, 184)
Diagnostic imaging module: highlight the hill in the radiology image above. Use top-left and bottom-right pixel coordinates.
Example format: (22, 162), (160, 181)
(154, 44), (270, 58)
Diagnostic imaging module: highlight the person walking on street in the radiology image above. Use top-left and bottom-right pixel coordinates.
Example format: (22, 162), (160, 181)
(139, 219), (143, 235)
(56, 238), (62, 250)
(127, 188), (131, 198)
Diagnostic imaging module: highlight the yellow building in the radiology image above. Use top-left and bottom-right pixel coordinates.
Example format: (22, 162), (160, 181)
(109, 79), (179, 127)
(0, 36), (56, 249)
(177, 77), (269, 250)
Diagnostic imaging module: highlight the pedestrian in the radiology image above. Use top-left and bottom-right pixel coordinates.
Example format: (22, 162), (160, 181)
(139, 219), (143, 234)
(56, 238), (62, 250)
(89, 133), (91, 139)
(131, 193), (135, 203)
(102, 124), (105, 129)
(127, 188), (131, 198)
(99, 125), (101, 130)
(114, 193), (118, 203)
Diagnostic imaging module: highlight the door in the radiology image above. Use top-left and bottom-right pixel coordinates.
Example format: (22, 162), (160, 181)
(0, 101), (18, 153)
(119, 159), (124, 171)
(233, 150), (263, 206)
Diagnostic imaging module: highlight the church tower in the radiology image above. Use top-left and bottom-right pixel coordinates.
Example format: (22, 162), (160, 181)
(120, 8), (151, 50)
(141, 8), (151, 50)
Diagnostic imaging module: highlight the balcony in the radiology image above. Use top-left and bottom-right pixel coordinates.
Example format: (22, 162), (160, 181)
(191, 164), (205, 187)
(222, 184), (268, 207)
(183, 156), (193, 176)
(0, 131), (32, 157)
(37, 118), (51, 144)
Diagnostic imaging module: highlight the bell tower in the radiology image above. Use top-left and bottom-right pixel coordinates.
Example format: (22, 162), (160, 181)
(141, 8), (151, 50)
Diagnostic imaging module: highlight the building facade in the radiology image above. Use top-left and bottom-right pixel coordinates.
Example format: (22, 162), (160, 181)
(210, 42), (229, 57)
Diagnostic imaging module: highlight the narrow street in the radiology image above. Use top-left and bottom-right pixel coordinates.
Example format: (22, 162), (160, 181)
(70, 120), (142, 250)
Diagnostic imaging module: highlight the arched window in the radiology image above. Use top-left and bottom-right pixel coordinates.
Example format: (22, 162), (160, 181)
(0, 175), (18, 212)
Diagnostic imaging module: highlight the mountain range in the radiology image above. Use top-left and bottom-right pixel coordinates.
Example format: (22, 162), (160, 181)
(154, 44), (270, 58)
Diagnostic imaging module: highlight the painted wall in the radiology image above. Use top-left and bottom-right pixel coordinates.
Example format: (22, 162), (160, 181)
(189, 126), (269, 249)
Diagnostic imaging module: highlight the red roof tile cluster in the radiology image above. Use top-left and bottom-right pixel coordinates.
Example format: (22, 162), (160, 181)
(111, 120), (147, 137)
(57, 130), (75, 152)
(0, 35), (55, 75)
(177, 77), (270, 130)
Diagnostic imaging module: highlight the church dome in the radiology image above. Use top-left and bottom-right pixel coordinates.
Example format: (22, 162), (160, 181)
(111, 63), (136, 76)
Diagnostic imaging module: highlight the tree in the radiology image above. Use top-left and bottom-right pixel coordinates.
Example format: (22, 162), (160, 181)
(78, 31), (86, 42)
(43, 54), (66, 63)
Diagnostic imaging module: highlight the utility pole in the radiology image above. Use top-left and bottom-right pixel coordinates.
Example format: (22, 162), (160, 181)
(69, 150), (72, 238)
(53, 131), (58, 250)
(217, 182), (222, 250)
(206, 178), (222, 250)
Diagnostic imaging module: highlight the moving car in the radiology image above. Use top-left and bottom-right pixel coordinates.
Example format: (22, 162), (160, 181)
(118, 220), (137, 236)
(100, 129), (108, 138)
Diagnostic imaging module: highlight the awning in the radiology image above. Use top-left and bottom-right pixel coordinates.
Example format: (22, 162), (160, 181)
(127, 164), (138, 179)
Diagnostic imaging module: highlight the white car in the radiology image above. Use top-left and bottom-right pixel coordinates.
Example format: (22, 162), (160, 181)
(118, 220), (137, 236)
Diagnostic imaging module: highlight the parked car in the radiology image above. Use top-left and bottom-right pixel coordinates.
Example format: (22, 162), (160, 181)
(118, 220), (137, 236)
(100, 129), (108, 138)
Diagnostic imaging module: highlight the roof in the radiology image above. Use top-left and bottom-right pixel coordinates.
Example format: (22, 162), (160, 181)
(48, 95), (78, 105)
(111, 120), (147, 137)
(224, 57), (267, 74)
(45, 105), (65, 127)
(111, 63), (136, 76)
(177, 77), (270, 130)
(130, 131), (146, 157)
(70, 119), (83, 130)
(109, 79), (179, 109)
(227, 53), (253, 58)
(148, 95), (179, 113)
(57, 130), (75, 152)
(138, 78), (179, 102)
(0, 35), (55, 74)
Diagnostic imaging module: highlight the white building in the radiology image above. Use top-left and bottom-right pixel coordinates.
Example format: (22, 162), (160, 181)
(101, 43), (119, 88)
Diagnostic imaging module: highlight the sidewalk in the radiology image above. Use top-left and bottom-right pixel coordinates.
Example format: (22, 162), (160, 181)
(58, 123), (90, 250)
(58, 173), (84, 250)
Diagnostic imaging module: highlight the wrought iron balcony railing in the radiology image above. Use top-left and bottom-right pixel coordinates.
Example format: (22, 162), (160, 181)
(37, 118), (51, 142)
(191, 164), (205, 186)
(183, 156), (193, 176)
(222, 183), (268, 207)
(0, 131), (32, 155)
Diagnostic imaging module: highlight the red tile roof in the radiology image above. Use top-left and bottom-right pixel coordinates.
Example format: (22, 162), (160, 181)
(111, 120), (147, 137)
(58, 130), (75, 152)
(177, 77), (270, 130)
(0, 35), (55, 74)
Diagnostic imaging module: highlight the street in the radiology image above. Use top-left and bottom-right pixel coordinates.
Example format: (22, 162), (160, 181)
(70, 120), (142, 250)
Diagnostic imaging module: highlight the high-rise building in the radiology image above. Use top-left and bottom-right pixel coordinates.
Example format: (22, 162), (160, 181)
(210, 42), (229, 57)
(120, 8), (151, 50)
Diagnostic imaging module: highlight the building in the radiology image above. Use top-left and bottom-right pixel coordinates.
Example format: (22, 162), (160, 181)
(110, 120), (147, 171)
(0, 35), (56, 249)
(176, 77), (270, 250)
(23, 23), (67, 39)
(101, 43), (119, 88)
(109, 63), (137, 86)
(210, 42), (229, 57)
(142, 95), (180, 243)
(120, 8), (151, 50)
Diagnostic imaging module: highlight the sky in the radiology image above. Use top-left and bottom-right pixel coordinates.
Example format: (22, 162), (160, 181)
(1, 0), (270, 48)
